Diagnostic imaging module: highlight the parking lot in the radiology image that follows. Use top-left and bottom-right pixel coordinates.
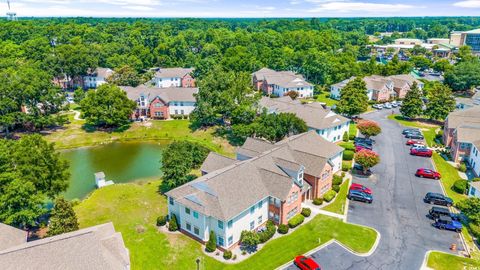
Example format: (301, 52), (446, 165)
(285, 109), (463, 270)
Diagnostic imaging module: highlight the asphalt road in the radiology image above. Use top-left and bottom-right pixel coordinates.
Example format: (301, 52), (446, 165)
(285, 109), (463, 270)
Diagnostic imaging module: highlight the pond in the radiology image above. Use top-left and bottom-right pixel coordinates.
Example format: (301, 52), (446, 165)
(61, 142), (166, 200)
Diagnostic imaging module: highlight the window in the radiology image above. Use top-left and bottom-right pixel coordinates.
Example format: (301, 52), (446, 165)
(228, 220), (233, 228)
(186, 222), (191, 231)
(250, 205), (255, 214)
(218, 220), (224, 229)
(228, 236), (233, 246)
(258, 215), (263, 224)
(258, 200), (263, 208)
(154, 112), (164, 117)
(194, 226), (199, 235)
(175, 110), (178, 114)
(181, 110), (184, 115)
(180, 102), (184, 106)
(218, 236), (224, 247)
(169, 197), (174, 205)
(250, 221), (255, 230)
(274, 214), (279, 222)
(193, 211), (199, 219)
(185, 207), (190, 215)
(269, 211), (274, 218)
(154, 103), (162, 108)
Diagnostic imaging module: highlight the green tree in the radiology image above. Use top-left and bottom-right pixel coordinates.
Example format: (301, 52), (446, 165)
(432, 59), (453, 73)
(206, 230), (217, 252)
(240, 230), (260, 251)
(357, 120), (381, 138)
(425, 84), (456, 121)
(409, 56), (432, 71)
(336, 77), (368, 117)
(107, 65), (142, 87)
(354, 149), (380, 174)
(400, 82), (424, 118)
(168, 213), (178, 231)
(73, 87), (85, 104)
(444, 59), (480, 91)
(47, 197), (79, 236)
(81, 84), (137, 128)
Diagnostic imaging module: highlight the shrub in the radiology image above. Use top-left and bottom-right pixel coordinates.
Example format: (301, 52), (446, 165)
(206, 231), (217, 252)
(343, 150), (354, 161)
(223, 250), (232, 260)
(453, 179), (468, 194)
(437, 130), (444, 137)
(354, 150), (380, 173)
(341, 172), (346, 178)
(240, 230), (260, 250)
(232, 254), (237, 260)
(339, 142), (355, 151)
(343, 132), (349, 142)
(332, 175), (343, 185)
(277, 224), (289, 234)
(288, 214), (305, 228)
(469, 223), (480, 238)
(313, 197), (324, 205)
(301, 207), (311, 217)
(349, 134), (356, 141)
(342, 162), (350, 172)
(156, 215), (167, 226)
(323, 190), (337, 202)
(357, 120), (382, 138)
(332, 184), (341, 193)
(258, 220), (276, 243)
(168, 214), (178, 231)
(458, 162), (467, 172)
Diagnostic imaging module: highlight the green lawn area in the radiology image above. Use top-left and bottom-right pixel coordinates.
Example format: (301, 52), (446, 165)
(316, 93), (339, 107)
(427, 251), (480, 270)
(349, 122), (357, 136)
(322, 180), (349, 215)
(45, 118), (234, 156)
(75, 180), (378, 270)
(387, 114), (439, 147)
(431, 153), (466, 203)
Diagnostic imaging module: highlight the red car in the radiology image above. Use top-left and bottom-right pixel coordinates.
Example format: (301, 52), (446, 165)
(294, 255), (321, 270)
(415, 168), (441, 179)
(349, 183), (372, 194)
(406, 139), (424, 146)
(355, 145), (368, 152)
(410, 148), (433, 157)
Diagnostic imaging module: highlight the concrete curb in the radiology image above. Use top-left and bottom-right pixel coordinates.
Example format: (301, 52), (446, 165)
(420, 250), (434, 270)
(275, 227), (381, 270)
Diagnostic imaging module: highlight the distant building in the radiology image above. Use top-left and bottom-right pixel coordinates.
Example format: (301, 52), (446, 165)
(83, 68), (114, 89)
(0, 222), (130, 270)
(394, 38), (423, 46)
(427, 38), (451, 45)
(252, 68), (314, 98)
(456, 91), (480, 110)
(154, 68), (195, 88)
(121, 85), (198, 119)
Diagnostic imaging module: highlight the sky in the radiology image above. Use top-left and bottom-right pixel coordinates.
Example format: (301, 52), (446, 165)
(2, 0), (480, 18)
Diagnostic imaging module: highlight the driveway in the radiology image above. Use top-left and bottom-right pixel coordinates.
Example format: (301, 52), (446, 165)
(284, 109), (463, 270)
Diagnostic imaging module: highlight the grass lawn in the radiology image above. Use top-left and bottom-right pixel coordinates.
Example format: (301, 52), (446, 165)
(427, 251), (480, 270)
(431, 153), (466, 203)
(387, 114), (439, 147)
(322, 180), (349, 215)
(75, 180), (378, 270)
(316, 93), (339, 107)
(349, 122), (357, 136)
(45, 118), (235, 156)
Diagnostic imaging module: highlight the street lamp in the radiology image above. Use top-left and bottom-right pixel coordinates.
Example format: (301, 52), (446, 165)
(195, 258), (200, 270)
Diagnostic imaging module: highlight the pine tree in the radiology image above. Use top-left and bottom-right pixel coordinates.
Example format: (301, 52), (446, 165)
(47, 197), (79, 236)
(336, 77), (369, 117)
(168, 213), (178, 231)
(400, 82), (424, 119)
(206, 230), (217, 252)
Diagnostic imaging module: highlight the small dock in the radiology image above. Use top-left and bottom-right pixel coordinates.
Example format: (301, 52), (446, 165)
(94, 172), (114, 188)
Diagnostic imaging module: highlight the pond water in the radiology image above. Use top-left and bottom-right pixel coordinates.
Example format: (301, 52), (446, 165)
(60, 142), (166, 200)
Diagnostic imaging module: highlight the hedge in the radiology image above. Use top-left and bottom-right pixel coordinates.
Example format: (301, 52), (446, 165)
(301, 207), (311, 217)
(342, 162), (350, 172)
(332, 175), (343, 185)
(156, 215), (167, 226)
(277, 224), (289, 234)
(223, 250), (232, 260)
(453, 179), (468, 194)
(288, 214), (305, 228)
(313, 197), (323, 205)
(343, 150), (354, 161)
(332, 184), (340, 193)
(324, 190), (337, 202)
(258, 220), (276, 243)
(469, 223), (480, 238)
(339, 142), (355, 151)
(349, 134), (356, 141)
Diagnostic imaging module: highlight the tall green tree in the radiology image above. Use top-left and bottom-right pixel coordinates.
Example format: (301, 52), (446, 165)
(444, 59), (480, 91)
(336, 77), (368, 117)
(425, 84), (456, 121)
(73, 88), (85, 104)
(81, 84), (137, 128)
(47, 197), (79, 236)
(107, 65), (142, 87)
(400, 82), (424, 118)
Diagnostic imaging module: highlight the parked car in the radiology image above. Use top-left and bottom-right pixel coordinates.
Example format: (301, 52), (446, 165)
(410, 148), (432, 157)
(350, 183), (372, 194)
(384, 103), (392, 109)
(348, 189), (373, 203)
(432, 217), (462, 232)
(391, 102), (398, 107)
(354, 137), (374, 146)
(428, 206), (460, 220)
(354, 142), (373, 150)
(416, 168), (441, 179)
(406, 139), (424, 146)
(397, 101), (403, 106)
(424, 192), (453, 207)
(402, 128), (420, 135)
(372, 104), (383, 110)
(352, 163), (372, 176)
(405, 133), (424, 139)
(294, 255), (321, 270)
(411, 144), (427, 150)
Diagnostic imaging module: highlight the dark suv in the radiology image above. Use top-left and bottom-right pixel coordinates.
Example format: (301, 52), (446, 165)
(424, 192), (453, 207)
(428, 206), (460, 220)
(347, 190), (373, 203)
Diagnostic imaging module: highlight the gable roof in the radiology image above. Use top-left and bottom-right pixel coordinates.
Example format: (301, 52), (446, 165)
(200, 152), (236, 174)
(0, 223), (129, 270)
(252, 68), (312, 88)
(258, 96), (350, 130)
(0, 224), (27, 251)
(87, 67), (114, 78)
(121, 85), (198, 103)
(167, 131), (342, 221)
(455, 125), (480, 145)
(447, 106), (480, 130)
(155, 68), (194, 79)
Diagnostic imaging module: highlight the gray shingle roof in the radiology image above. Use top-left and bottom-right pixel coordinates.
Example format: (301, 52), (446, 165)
(447, 106), (480, 130)
(200, 152), (236, 174)
(0, 224), (26, 251)
(0, 222), (130, 270)
(167, 131), (342, 221)
(252, 68), (312, 88)
(155, 68), (194, 79)
(456, 125), (480, 143)
(259, 96), (350, 130)
(121, 85), (198, 103)
(88, 67), (114, 78)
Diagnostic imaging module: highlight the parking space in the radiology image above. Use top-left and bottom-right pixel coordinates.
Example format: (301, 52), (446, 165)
(284, 109), (463, 270)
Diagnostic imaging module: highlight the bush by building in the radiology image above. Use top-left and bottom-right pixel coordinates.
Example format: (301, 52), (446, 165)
(288, 214), (305, 228)
(301, 207), (311, 217)
(313, 197), (324, 205)
(323, 190), (337, 202)
(277, 224), (289, 234)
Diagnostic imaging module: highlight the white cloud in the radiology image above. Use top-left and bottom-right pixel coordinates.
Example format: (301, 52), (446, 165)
(309, 1), (415, 13)
(453, 0), (480, 8)
(122, 5), (155, 11)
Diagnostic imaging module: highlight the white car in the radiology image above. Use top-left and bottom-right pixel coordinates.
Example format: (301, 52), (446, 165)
(384, 103), (392, 109)
(373, 104), (384, 110)
(411, 144), (427, 150)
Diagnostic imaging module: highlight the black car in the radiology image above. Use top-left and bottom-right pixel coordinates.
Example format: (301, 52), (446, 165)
(428, 206), (460, 220)
(405, 133), (424, 139)
(354, 137), (373, 146)
(347, 189), (373, 203)
(402, 128), (420, 135)
(424, 192), (453, 207)
(352, 163), (372, 176)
